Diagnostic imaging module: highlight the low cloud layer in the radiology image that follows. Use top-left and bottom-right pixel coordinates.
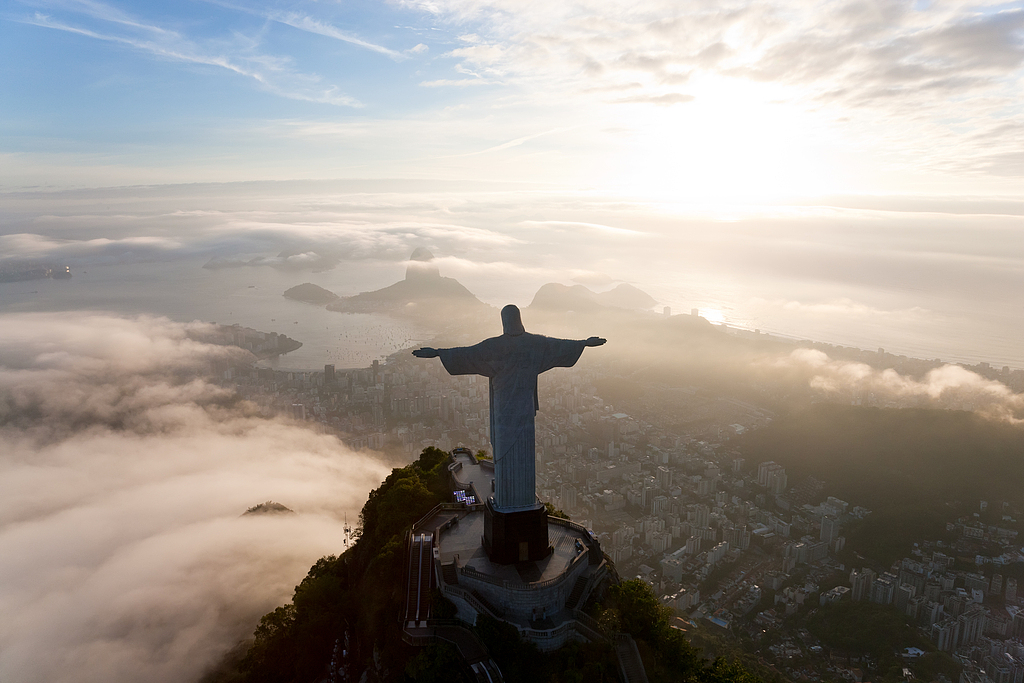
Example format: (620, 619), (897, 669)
(770, 348), (1024, 422)
(2, 182), (1022, 368)
(0, 313), (390, 683)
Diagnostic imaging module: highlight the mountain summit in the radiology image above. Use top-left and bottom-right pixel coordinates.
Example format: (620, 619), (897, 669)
(405, 247), (441, 280)
(326, 249), (489, 320)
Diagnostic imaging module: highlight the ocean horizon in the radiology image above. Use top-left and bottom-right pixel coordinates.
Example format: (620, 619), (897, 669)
(0, 253), (1019, 372)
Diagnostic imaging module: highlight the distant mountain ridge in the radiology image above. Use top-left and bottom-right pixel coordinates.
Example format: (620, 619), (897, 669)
(279, 252), (667, 334)
(529, 282), (657, 312)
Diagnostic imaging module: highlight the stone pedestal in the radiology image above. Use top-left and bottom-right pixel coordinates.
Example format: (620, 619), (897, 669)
(484, 499), (550, 564)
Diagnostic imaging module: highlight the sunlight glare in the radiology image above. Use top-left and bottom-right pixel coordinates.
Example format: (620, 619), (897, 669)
(602, 76), (842, 204)
(700, 308), (726, 325)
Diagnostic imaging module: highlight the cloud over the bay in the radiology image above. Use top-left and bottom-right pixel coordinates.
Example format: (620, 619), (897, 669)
(0, 312), (390, 683)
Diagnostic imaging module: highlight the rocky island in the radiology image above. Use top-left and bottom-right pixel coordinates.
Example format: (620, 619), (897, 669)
(283, 283), (340, 305)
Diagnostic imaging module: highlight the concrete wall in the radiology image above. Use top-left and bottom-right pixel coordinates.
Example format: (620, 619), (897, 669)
(458, 553), (589, 621)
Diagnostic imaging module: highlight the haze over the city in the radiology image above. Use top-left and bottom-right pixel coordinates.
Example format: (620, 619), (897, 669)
(1, 1), (1023, 682)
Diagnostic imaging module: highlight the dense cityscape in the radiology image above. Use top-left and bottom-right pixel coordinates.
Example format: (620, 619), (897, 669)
(207, 322), (1024, 683)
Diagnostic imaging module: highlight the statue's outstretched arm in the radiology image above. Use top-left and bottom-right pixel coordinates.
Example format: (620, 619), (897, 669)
(414, 342), (498, 377)
(585, 337), (606, 347)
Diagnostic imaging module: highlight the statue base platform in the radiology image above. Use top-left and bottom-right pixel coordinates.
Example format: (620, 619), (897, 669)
(484, 499), (550, 564)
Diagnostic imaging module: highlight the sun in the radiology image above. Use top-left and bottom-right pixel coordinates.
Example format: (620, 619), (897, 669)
(597, 75), (843, 204)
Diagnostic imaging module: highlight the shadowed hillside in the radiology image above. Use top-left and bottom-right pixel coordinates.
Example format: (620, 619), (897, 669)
(734, 404), (1024, 563)
(735, 404), (1024, 511)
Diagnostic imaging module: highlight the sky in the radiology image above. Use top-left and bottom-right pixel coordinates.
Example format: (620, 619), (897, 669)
(1, 0), (1022, 366)
(1, 0), (1022, 199)
(1, 4), (1024, 680)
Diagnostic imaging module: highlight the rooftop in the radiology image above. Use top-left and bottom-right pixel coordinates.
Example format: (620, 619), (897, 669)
(436, 510), (592, 585)
(450, 449), (494, 506)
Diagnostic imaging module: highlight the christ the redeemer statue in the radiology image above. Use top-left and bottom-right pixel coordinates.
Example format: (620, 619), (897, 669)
(414, 304), (604, 563)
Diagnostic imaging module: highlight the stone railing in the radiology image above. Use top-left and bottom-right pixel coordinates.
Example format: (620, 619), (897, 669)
(434, 583), (610, 648)
(542, 619), (577, 639)
(450, 466), (484, 493)
(514, 609), (610, 647)
(458, 546), (588, 591)
(548, 516), (600, 550)
(439, 582), (502, 620)
(572, 610), (607, 641)
(400, 619), (464, 647)
(546, 515), (593, 537)
(410, 502), (468, 533)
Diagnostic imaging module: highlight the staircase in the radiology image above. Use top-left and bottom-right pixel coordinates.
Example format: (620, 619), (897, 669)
(565, 574), (588, 609)
(614, 634), (649, 683)
(404, 533), (434, 627)
(470, 590), (504, 618)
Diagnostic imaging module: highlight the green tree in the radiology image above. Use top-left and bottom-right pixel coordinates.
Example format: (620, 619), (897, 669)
(606, 579), (671, 643)
(233, 447), (452, 683)
(403, 643), (472, 683)
(544, 501), (570, 519)
(475, 614), (541, 683)
(225, 447), (766, 683)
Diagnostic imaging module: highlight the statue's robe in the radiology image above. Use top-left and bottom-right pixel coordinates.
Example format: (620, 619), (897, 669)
(438, 333), (587, 511)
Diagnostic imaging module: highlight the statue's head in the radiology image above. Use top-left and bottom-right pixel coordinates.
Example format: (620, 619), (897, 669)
(501, 305), (526, 336)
